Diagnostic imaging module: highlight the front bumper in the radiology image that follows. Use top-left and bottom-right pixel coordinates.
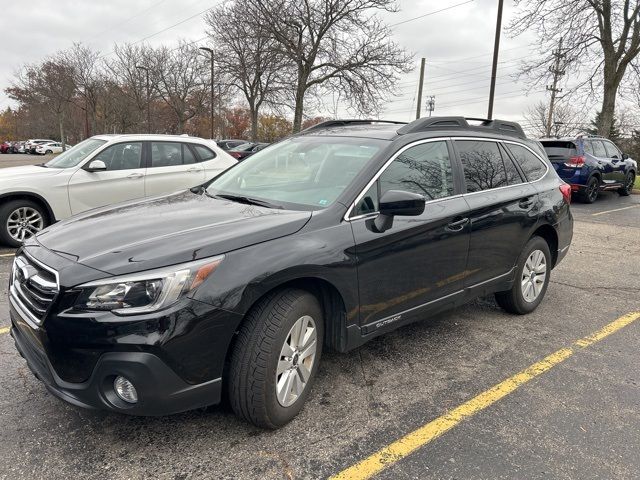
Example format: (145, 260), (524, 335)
(10, 305), (223, 416)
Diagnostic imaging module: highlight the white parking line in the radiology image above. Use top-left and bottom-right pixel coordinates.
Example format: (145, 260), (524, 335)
(591, 204), (640, 217)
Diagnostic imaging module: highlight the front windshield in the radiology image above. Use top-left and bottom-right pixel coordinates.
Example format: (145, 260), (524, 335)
(206, 136), (385, 209)
(45, 138), (107, 168)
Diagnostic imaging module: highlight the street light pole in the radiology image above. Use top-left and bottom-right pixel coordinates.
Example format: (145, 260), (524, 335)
(199, 47), (215, 140)
(135, 65), (151, 134)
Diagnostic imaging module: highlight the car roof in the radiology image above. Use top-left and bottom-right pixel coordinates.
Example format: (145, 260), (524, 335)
(298, 117), (531, 143)
(91, 134), (213, 143)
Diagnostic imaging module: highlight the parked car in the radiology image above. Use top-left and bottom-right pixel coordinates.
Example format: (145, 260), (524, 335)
(25, 139), (55, 154)
(227, 142), (270, 160)
(35, 142), (69, 155)
(0, 141), (10, 154)
(17, 142), (27, 153)
(8, 117), (573, 428)
(0, 134), (236, 246)
(217, 139), (248, 151)
(540, 135), (637, 203)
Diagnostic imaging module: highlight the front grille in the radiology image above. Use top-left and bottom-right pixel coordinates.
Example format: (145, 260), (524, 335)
(10, 254), (59, 327)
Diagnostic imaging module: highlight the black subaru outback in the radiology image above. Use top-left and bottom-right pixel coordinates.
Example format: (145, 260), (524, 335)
(9, 117), (573, 428)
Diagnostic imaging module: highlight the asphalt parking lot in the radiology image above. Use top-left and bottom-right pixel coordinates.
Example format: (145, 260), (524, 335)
(0, 155), (639, 479)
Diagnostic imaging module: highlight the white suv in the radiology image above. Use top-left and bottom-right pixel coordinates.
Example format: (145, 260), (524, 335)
(0, 134), (237, 246)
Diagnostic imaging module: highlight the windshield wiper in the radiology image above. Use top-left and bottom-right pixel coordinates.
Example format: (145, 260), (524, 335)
(213, 193), (283, 209)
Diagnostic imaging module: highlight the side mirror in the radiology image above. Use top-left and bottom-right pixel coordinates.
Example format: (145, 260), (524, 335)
(622, 153), (629, 160)
(85, 160), (107, 172)
(372, 190), (425, 232)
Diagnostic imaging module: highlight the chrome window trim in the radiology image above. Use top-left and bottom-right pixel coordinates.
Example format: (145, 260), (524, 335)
(344, 137), (451, 221)
(344, 136), (550, 221)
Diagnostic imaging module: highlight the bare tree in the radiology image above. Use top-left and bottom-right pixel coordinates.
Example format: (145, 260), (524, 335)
(6, 55), (76, 147)
(508, 0), (640, 138)
(107, 43), (155, 131)
(61, 43), (102, 137)
(204, 3), (286, 141)
(245, 0), (412, 132)
(523, 101), (582, 137)
(151, 41), (209, 133)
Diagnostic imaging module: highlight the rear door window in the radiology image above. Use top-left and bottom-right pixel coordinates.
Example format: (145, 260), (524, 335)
(505, 144), (547, 182)
(456, 140), (508, 192)
(591, 140), (607, 157)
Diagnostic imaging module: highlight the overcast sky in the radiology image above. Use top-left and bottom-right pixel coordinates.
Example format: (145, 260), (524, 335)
(0, 0), (576, 127)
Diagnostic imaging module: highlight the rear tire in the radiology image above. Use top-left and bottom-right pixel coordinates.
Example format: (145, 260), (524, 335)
(618, 172), (635, 196)
(228, 288), (324, 428)
(0, 200), (48, 247)
(579, 176), (599, 203)
(495, 236), (551, 315)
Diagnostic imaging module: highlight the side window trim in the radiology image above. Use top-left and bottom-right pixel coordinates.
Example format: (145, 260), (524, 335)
(498, 142), (526, 183)
(451, 137), (549, 195)
(345, 137), (457, 221)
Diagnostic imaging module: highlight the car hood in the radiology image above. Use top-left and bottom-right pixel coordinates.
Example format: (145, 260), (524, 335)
(0, 165), (65, 179)
(35, 190), (312, 276)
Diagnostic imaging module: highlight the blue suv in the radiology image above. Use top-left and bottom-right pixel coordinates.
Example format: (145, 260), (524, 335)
(540, 136), (637, 203)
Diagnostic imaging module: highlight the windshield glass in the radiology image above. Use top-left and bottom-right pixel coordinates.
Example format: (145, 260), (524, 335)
(206, 136), (385, 209)
(45, 138), (107, 168)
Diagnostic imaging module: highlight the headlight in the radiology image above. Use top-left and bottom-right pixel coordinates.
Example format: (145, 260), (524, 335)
(74, 255), (224, 315)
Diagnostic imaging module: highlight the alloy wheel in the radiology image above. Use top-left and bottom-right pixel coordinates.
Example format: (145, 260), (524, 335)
(587, 179), (598, 202)
(276, 315), (318, 407)
(521, 249), (547, 303)
(7, 207), (44, 242)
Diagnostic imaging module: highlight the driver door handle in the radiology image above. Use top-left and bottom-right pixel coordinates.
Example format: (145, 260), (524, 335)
(446, 217), (469, 232)
(127, 173), (144, 179)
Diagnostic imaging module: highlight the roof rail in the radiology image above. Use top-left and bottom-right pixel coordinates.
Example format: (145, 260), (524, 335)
(301, 119), (408, 133)
(397, 116), (527, 139)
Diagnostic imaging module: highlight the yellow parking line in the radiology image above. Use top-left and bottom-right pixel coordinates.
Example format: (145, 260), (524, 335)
(0, 326), (9, 335)
(591, 204), (640, 216)
(0, 253), (15, 257)
(331, 311), (640, 480)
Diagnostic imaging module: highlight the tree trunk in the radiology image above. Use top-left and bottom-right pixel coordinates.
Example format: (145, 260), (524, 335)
(58, 112), (65, 151)
(292, 69), (307, 133)
(598, 82), (617, 138)
(250, 109), (259, 142)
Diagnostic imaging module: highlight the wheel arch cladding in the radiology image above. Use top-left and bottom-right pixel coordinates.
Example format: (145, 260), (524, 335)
(531, 224), (558, 267)
(224, 277), (348, 377)
(0, 192), (56, 224)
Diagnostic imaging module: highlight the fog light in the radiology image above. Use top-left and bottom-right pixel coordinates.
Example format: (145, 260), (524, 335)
(114, 376), (138, 403)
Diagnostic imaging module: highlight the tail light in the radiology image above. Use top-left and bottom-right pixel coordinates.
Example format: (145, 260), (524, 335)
(559, 183), (571, 204)
(565, 155), (584, 167)
(229, 152), (242, 159)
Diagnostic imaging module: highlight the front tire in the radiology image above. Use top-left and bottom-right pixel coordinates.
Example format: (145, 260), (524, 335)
(495, 236), (551, 315)
(618, 171), (635, 196)
(228, 288), (324, 428)
(0, 200), (47, 247)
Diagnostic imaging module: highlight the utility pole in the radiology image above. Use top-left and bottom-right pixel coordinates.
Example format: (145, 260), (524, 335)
(487, 0), (504, 120)
(83, 87), (90, 142)
(545, 37), (565, 138)
(416, 58), (426, 120)
(426, 95), (435, 117)
(199, 47), (215, 140)
(135, 65), (151, 134)
(218, 84), (223, 138)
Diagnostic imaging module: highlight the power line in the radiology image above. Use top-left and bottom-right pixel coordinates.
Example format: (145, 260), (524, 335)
(98, 2), (219, 59)
(389, 0), (475, 27)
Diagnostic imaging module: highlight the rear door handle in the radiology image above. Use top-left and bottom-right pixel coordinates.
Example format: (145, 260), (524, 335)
(127, 173), (144, 179)
(519, 197), (534, 208)
(187, 167), (200, 173)
(446, 217), (469, 231)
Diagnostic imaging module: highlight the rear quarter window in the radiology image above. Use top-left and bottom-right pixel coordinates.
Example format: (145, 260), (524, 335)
(505, 143), (548, 182)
